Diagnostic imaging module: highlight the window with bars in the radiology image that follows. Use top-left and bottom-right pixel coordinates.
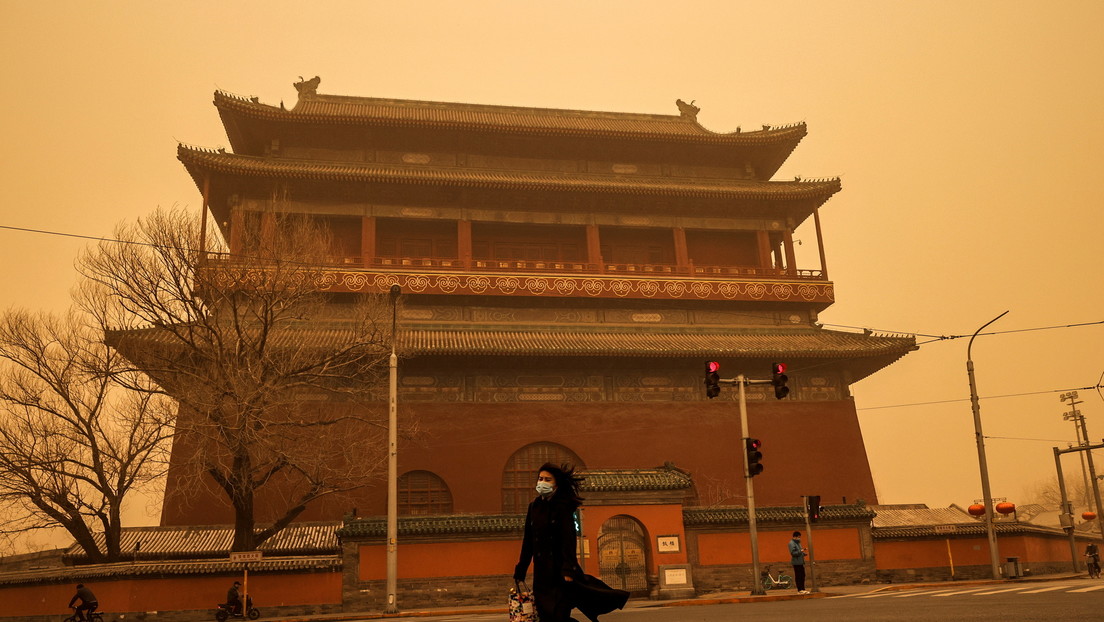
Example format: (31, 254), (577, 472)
(501, 442), (585, 514)
(398, 470), (453, 516)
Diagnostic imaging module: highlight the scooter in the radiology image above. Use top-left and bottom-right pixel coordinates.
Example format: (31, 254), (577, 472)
(214, 595), (259, 621)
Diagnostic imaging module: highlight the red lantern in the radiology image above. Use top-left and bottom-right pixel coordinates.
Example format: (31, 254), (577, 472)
(968, 504), (986, 516)
(1083, 511), (1098, 521)
(996, 502), (1015, 515)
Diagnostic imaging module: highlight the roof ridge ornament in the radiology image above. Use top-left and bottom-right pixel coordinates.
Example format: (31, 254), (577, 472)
(294, 75), (321, 98)
(675, 98), (700, 120)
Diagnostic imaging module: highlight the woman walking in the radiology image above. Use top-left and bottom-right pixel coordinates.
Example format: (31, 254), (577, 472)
(513, 463), (627, 621)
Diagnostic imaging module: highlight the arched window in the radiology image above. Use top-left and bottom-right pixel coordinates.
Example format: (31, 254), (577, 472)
(398, 470), (453, 516)
(502, 442), (585, 513)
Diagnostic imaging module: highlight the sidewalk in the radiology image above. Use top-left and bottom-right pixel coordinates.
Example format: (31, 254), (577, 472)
(263, 572), (1086, 621)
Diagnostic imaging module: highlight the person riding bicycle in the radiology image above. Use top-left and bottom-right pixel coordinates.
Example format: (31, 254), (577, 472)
(68, 584), (98, 622)
(1086, 543), (1100, 577)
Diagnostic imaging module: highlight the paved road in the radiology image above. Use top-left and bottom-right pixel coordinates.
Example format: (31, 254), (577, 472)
(367, 578), (1104, 622)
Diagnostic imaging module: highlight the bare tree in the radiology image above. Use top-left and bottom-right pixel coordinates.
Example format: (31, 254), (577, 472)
(0, 308), (174, 563)
(77, 206), (395, 550)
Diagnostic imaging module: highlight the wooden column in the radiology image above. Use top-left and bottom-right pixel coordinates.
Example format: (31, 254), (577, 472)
(260, 211), (276, 248)
(782, 224), (797, 274)
(586, 224), (602, 270)
(362, 216), (376, 267)
(673, 227), (689, 272)
(229, 206), (244, 256)
(199, 175), (210, 261)
(458, 219), (472, 269)
(756, 230), (772, 270)
(813, 206), (829, 279)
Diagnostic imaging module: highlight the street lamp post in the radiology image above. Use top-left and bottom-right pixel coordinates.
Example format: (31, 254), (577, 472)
(966, 310), (1007, 580)
(385, 285), (401, 613)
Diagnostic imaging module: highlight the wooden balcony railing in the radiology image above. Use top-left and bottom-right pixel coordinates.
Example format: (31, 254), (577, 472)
(205, 253), (826, 280)
(361, 257), (825, 280)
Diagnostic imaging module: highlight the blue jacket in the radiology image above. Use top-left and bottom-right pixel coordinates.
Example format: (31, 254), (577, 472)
(788, 538), (806, 566)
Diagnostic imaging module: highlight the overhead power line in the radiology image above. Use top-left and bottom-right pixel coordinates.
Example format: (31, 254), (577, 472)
(858, 385), (1104, 411)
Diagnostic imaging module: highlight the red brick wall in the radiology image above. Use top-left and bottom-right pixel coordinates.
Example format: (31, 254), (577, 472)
(162, 399), (876, 525)
(3, 571), (340, 618)
(697, 527), (864, 566)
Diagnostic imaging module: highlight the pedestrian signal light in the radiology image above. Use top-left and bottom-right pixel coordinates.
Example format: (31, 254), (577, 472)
(705, 361), (721, 399)
(806, 495), (821, 523)
(746, 438), (763, 477)
(771, 362), (790, 400)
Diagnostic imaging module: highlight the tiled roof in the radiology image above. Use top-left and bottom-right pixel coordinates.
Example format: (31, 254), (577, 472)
(581, 467), (693, 492)
(108, 325), (916, 360)
(0, 556), (339, 587)
(684, 504), (876, 526)
(400, 328), (916, 358)
(337, 514), (525, 539)
(871, 506), (978, 529)
(873, 522), (1070, 540)
(63, 523), (340, 563)
(214, 90), (806, 146)
(178, 145), (840, 201)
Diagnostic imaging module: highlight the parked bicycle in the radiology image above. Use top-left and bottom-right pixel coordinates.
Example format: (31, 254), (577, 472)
(761, 564), (793, 590)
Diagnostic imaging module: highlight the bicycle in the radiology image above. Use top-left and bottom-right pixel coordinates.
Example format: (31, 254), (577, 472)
(63, 608), (104, 622)
(761, 564), (793, 590)
(1086, 555), (1101, 579)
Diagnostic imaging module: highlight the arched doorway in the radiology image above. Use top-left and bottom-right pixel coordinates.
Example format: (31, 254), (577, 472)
(598, 515), (649, 595)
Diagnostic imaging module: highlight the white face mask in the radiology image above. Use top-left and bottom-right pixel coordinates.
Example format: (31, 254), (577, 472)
(536, 481), (555, 496)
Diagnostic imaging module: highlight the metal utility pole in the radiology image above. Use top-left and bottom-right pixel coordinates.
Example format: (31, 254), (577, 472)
(736, 375), (766, 596)
(1059, 393), (1095, 517)
(385, 285), (402, 614)
(802, 496), (819, 593)
(1054, 447), (1081, 572)
(966, 310), (1007, 580)
(1061, 392), (1104, 548)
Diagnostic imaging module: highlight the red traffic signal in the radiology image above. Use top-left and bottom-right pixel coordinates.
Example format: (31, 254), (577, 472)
(705, 361), (721, 399)
(770, 362), (790, 400)
(745, 438), (763, 477)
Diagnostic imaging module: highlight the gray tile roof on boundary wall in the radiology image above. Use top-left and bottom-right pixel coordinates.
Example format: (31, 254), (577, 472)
(63, 522), (341, 563)
(0, 556), (340, 587)
(684, 504), (876, 526)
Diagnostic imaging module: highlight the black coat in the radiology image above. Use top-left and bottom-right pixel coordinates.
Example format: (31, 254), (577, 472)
(515, 496), (628, 621)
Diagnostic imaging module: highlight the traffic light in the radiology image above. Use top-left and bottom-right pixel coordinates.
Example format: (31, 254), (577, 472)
(771, 362), (789, 400)
(806, 495), (821, 523)
(745, 438), (763, 477)
(705, 361), (721, 399)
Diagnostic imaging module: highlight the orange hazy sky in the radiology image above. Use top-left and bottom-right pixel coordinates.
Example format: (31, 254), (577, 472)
(1, 1), (1102, 545)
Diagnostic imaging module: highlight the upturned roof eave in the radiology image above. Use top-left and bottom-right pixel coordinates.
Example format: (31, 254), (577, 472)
(176, 144), (842, 203)
(212, 89), (808, 148)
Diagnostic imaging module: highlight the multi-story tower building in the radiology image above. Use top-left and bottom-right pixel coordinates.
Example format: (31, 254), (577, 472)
(168, 78), (915, 597)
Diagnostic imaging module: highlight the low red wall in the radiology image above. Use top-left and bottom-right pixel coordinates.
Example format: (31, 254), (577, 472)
(4, 571), (340, 618)
(697, 527), (864, 566)
(874, 533), (1098, 570)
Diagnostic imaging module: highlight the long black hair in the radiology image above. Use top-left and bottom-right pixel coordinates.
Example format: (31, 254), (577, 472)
(538, 462), (585, 507)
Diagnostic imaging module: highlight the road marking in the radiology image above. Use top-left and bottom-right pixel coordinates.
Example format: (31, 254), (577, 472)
(973, 586), (1033, 595)
(1019, 584), (1076, 594)
(1067, 584), (1104, 593)
(856, 592), (896, 599)
(891, 588), (959, 598)
(932, 588), (990, 596)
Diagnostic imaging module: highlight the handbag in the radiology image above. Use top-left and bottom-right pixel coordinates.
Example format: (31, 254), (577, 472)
(508, 581), (539, 622)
